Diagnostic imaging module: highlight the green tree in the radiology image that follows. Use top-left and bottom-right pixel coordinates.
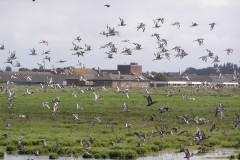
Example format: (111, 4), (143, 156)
(5, 66), (12, 71)
(148, 72), (170, 81)
(18, 68), (31, 72)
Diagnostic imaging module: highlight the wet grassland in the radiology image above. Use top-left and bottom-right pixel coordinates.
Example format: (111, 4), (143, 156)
(0, 85), (239, 159)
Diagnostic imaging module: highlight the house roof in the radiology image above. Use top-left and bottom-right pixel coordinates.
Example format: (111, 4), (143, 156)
(73, 68), (97, 74)
(168, 73), (238, 83)
(1, 71), (236, 85)
(109, 74), (149, 81)
(170, 74), (212, 82)
(210, 74), (236, 82)
(0, 72), (67, 83)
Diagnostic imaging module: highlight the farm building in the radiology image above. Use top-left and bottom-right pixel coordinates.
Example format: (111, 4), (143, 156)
(0, 71), (67, 85)
(0, 63), (239, 88)
(150, 73), (239, 88)
(0, 63), (149, 87)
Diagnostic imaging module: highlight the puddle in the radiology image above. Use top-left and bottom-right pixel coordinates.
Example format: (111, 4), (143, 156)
(2, 149), (238, 160)
(137, 149), (239, 160)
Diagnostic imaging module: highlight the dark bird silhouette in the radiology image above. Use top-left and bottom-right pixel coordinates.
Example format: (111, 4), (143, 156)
(209, 22), (216, 31)
(233, 113), (240, 129)
(184, 149), (193, 160)
(178, 130), (188, 135)
(104, 4), (110, 7)
(118, 17), (126, 26)
(209, 122), (218, 132)
(193, 128), (211, 144)
(189, 22), (198, 27)
(144, 95), (157, 106)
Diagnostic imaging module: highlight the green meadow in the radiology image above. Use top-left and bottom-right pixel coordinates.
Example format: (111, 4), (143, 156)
(0, 85), (239, 159)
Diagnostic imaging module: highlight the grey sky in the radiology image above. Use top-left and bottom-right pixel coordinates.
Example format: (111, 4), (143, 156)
(1, 0), (240, 72)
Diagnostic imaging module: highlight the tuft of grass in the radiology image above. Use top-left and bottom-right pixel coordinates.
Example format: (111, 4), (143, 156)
(125, 149), (138, 159)
(109, 150), (124, 159)
(82, 153), (92, 158)
(229, 154), (235, 160)
(237, 152), (240, 160)
(6, 145), (17, 152)
(49, 153), (59, 159)
(0, 151), (4, 158)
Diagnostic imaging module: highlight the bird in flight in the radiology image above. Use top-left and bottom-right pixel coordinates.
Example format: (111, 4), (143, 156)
(171, 22), (181, 29)
(136, 22), (146, 32)
(0, 44), (5, 50)
(118, 17), (126, 26)
(104, 4), (110, 7)
(40, 40), (48, 46)
(74, 36), (82, 42)
(193, 38), (205, 45)
(209, 22), (216, 31)
(144, 95), (157, 106)
(189, 22), (198, 27)
(56, 60), (67, 63)
(224, 48), (233, 55)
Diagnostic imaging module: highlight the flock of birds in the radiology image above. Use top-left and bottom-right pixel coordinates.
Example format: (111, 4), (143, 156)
(0, 2), (238, 74)
(0, 78), (240, 159)
(98, 16), (235, 65)
(0, 2), (239, 159)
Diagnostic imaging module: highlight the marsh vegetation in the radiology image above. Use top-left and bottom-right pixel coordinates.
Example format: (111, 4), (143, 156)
(0, 84), (239, 159)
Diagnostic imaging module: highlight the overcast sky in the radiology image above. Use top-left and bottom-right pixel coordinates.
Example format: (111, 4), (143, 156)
(1, 0), (240, 72)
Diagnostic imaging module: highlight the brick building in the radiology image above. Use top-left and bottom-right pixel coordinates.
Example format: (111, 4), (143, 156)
(117, 62), (142, 76)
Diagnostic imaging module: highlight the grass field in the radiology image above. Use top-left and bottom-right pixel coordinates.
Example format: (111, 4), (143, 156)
(0, 84), (239, 159)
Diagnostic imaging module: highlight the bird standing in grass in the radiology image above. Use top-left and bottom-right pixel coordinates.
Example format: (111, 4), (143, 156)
(122, 102), (130, 112)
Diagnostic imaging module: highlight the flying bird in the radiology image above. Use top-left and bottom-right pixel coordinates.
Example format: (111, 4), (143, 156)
(153, 20), (161, 28)
(224, 48), (233, 55)
(0, 44), (5, 50)
(42, 50), (51, 55)
(144, 95), (157, 106)
(29, 48), (37, 55)
(155, 17), (165, 24)
(136, 23), (146, 32)
(39, 40), (48, 46)
(193, 38), (205, 45)
(209, 22), (216, 31)
(56, 60), (67, 63)
(171, 22), (181, 29)
(189, 22), (198, 27)
(104, 4), (110, 7)
(118, 17), (126, 26)
(74, 36), (82, 42)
